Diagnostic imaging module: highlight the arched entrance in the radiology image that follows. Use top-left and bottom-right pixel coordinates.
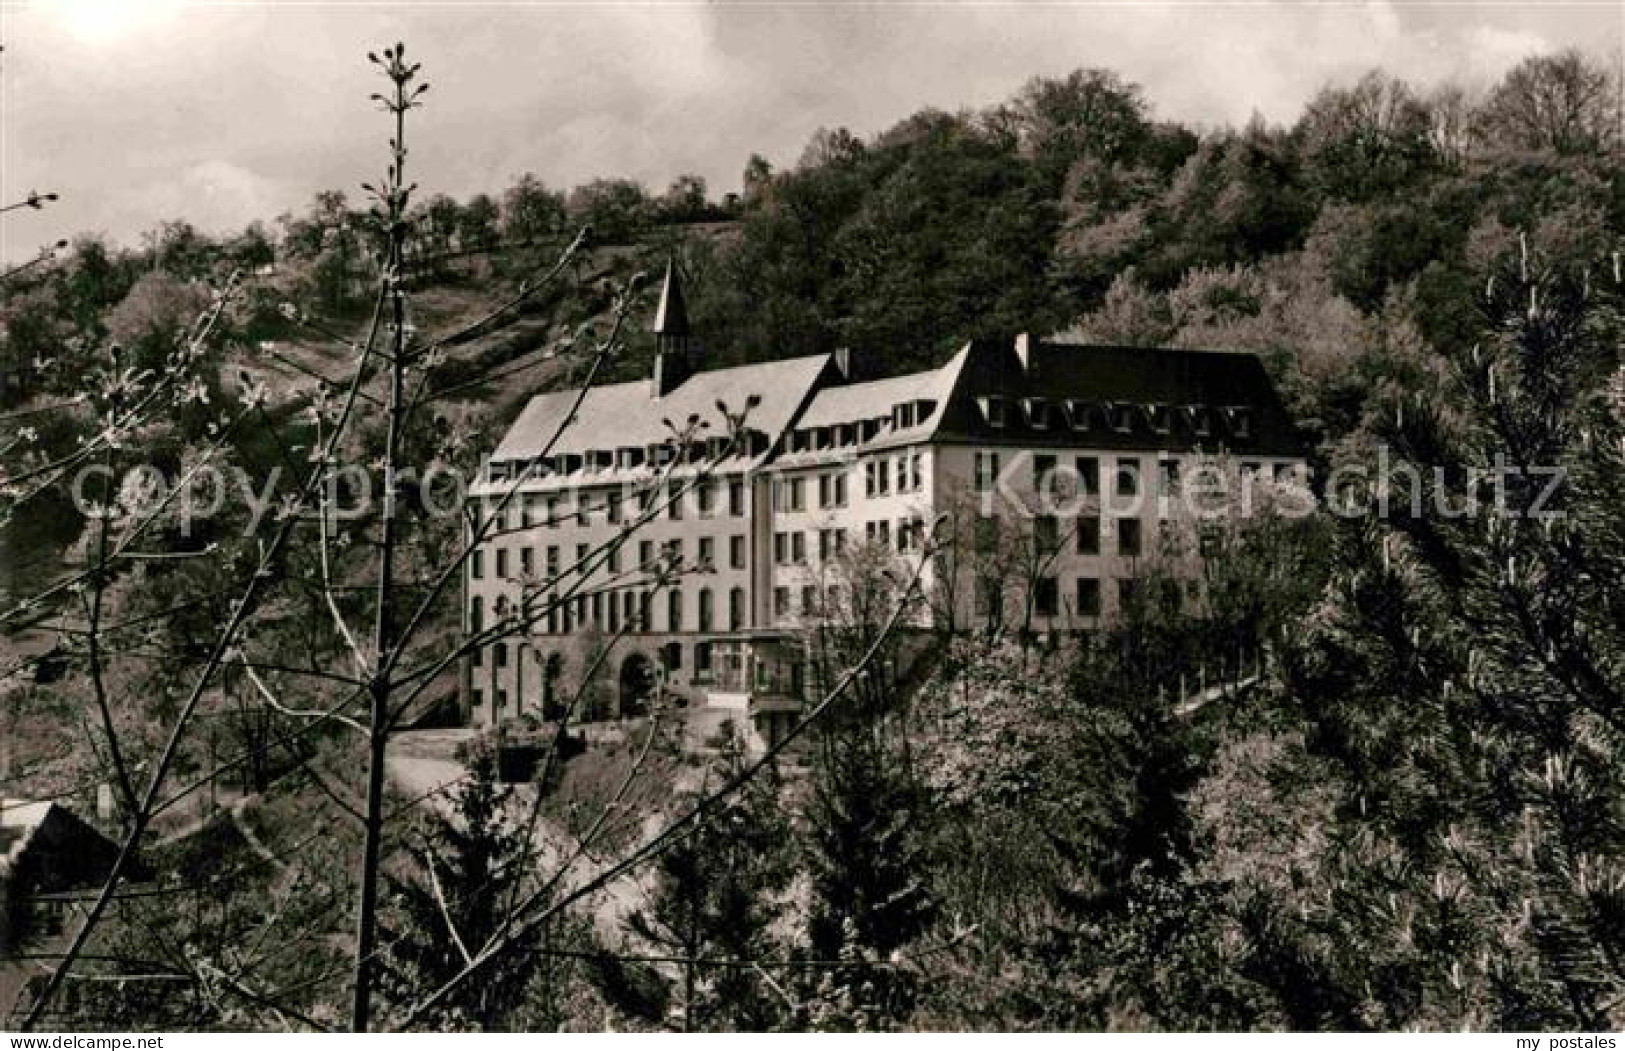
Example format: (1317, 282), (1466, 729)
(619, 652), (656, 718)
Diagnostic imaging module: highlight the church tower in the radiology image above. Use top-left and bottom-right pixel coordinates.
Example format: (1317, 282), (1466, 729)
(651, 257), (696, 398)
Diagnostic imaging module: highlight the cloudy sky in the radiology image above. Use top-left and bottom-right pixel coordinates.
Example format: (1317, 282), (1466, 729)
(0, 1), (1620, 260)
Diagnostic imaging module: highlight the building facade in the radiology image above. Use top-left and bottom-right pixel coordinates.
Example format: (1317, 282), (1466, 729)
(462, 263), (1306, 729)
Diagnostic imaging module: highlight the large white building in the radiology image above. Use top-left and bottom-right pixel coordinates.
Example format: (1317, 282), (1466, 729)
(463, 263), (1306, 729)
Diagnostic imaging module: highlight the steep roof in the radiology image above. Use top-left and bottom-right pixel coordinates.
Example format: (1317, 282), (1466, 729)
(929, 338), (1304, 456)
(490, 353), (833, 467)
(1, 799), (128, 892)
(651, 258), (690, 338)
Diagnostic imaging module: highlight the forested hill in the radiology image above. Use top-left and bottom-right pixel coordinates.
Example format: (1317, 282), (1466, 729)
(3, 50), (1621, 463)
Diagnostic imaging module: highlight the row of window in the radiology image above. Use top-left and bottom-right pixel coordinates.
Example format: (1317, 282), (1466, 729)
(481, 477), (750, 534)
(976, 397), (1253, 440)
(472, 533), (749, 581)
(973, 452), (1298, 498)
(974, 575), (1193, 620)
(470, 585), (749, 642)
(863, 451), (925, 499)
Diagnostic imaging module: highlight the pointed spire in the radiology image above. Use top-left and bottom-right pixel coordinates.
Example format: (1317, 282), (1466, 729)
(652, 257), (690, 338)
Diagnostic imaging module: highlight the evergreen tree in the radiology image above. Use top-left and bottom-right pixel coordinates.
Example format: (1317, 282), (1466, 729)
(621, 722), (794, 1031)
(377, 742), (545, 1030)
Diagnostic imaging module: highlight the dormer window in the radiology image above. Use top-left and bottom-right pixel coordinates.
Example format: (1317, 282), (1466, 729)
(1225, 406), (1253, 440)
(1184, 405), (1211, 438)
(1145, 404), (1172, 435)
(1063, 399), (1092, 431)
(894, 403), (915, 429)
(616, 446), (644, 471)
(1022, 398), (1049, 430)
(978, 396), (1008, 429)
(1106, 402), (1133, 434)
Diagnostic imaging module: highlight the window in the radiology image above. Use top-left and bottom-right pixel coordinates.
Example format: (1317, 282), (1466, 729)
(1077, 515), (1101, 555)
(729, 479), (745, 516)
(662, 538), (682, 565)
(667, 590), (683, 632)
(667, 482), (684, 520)
(908, 451), (923, 493)
(865, 461), (876, 498)
(469, 596), (484, 633)
(980, 396), (1007, 428)
(471, 688), (484, 709)
(729, 587), (745, 630)
(974, 451), (1000, 493)
(698, 480), (717, 518)
(494, 689), (508, 711)
(608, 595), (620, 632)
(494, 642), (508, 668)
(974, 516), (998, 555)
(1116, 459), (1140, 498)
(1159, 460), (1180, 499)
(867, 520), (891, 547)
(1034, 577), (1059, 618)
(521, 496), (536, 528)
(1228, 406), (1253, 439)
(638, 540), (654, 570)
(730, 535), (746, 570)
(833, 528), (847, 554)
(471, 549), (484, 580)
(576, 542), (589, 567)
(1274, 462), (1297, 484)
(774, 532), (789, 565)
(590, 593), (603, 625)
(1076, 456), (1099, 497)
(896, 518), (910, 552)
(789, 477), (806, 511)
(1118, 518), (1143, 557)
(520, 547), (534, 576)
(546, 496), (561, 524)
(699, 588), (715, 632)
(1076, 577), (1101, 616)
(1199, 525), (1223, 558)
(607, 492), (623, 524)
(877, 458), (890, 495)
(819, 528), (836, 561)
(1118, 578), (1142, 611)
(623, 591), (637, 628)
(818, 473), (832, 508)
(640, 591), (652, 629)
(801, 585), (817, 616)
(1033, 454), (1056, 494)
(607, 545), (621, 573)
(1034, 515), (1059, 556)
(791, 531), (807, 564)
(546, 545), (560, 576)
(695, 642), (713, 679)
(833, 472), (848, 506)
(546, 606), (558, 634)
(774, 587), (791, 619)
(974, 577), (1002, 621)
(699, 536), (715, 568)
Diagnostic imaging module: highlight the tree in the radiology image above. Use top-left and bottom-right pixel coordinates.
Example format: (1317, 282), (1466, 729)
(621, 722), (793, 1031)
(377, 741), (545, 1029)
(500, 174), (565, 245)
(1476, 50), (1620, 157)
(1007, 69), (1150, 189)
(1295, 71), (1436, 201)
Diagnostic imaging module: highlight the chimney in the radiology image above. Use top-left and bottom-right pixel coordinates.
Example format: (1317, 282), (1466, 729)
(833, 347), (853, 380)
(651, 257), (695, 398)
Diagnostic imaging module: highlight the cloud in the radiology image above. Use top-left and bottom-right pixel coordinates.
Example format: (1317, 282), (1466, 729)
(0, 0), (1615, 257)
